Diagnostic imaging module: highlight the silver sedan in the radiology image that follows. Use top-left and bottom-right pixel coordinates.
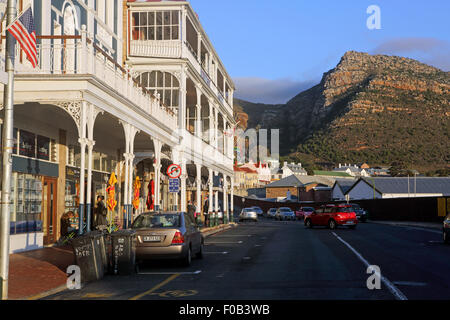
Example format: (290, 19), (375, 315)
(239, 208), (258, 222)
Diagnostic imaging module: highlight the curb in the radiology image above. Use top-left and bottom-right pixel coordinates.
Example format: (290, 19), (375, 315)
(20, 284), (68, 301)
(201, 223), (238, 237)
(369, 220), (442, 231)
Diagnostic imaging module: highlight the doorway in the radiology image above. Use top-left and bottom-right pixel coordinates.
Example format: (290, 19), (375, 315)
(42, 177), (58, 245)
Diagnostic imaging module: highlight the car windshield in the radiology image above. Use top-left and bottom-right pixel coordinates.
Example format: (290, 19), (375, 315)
(281, 208), (291, 212)
(303, 207), (314, 212)
(244, 208), (254, 212)
(337, 207), (353, 213)
(132, 214), (180, 229)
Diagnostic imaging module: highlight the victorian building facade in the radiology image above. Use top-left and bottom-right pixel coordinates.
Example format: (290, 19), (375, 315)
(0, 0), (235, 253)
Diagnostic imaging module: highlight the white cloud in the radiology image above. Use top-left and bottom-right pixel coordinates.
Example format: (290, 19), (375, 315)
(372, 37), (450, 71)
(233, 77), (317, 104)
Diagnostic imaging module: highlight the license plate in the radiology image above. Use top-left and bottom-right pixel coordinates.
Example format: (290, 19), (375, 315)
(346, 221), (355, 225)
(143, 236), (161, 242)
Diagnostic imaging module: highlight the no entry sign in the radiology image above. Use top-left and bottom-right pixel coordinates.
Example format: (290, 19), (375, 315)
(167, 164), (182, 179)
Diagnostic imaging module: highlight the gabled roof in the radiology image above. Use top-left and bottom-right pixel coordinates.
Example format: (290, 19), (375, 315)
(350, 177), (450, 195)
(265, 175), (303, 188)
(332, 179), (358, 194)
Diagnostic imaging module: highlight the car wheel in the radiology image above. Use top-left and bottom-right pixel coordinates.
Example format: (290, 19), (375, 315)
(444, 231), (450, 244)
(196, 241), (204, 259)
(328, 219), (337, 230)
(305, 219), (313, 229)
(182, 246), (192, 267)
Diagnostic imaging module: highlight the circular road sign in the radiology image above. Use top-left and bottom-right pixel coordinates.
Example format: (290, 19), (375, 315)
(167, 164), (182, 179)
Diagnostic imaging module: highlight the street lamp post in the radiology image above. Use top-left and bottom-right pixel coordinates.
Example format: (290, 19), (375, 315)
(0, 0), (17, 300)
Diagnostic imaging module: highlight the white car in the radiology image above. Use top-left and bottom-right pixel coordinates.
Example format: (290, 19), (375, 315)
(239, 208), (258, 222)
(275, 207), (296, 221)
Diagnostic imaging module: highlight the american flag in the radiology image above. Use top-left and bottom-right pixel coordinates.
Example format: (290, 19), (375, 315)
(6, 6), (37, 68)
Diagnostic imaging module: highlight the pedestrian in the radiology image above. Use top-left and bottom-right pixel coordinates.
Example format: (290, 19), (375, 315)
(94, 195), (107, 229)
(60, 211), (74, 238)
(203, 197), (209, 226)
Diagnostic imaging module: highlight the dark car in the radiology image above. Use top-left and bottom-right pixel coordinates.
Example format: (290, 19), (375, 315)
(132, 212), (204, 267)
(349, 203), (368, 222)
(444, 214), (450, 244)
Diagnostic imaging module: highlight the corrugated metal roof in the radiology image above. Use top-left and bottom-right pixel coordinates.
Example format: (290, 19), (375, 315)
(361, 177), (450, 195)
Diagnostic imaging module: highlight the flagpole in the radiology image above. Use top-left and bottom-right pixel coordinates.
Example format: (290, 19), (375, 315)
(0, 0), (17, 300)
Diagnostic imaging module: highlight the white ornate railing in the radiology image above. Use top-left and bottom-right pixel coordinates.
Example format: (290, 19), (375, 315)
(5, 29), (178, 131)
(130, 40), (182, 58)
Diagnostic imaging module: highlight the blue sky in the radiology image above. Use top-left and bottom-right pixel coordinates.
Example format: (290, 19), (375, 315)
(189, 0), (450, 104)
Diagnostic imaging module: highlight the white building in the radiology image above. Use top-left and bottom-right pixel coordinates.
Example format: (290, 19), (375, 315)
(282, 162), (307, 178)
(333, 164), (370, 177)
(0, 0), (235, 252)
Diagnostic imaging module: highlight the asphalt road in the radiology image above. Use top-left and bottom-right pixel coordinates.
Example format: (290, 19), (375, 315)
(45, 217), (450, 300)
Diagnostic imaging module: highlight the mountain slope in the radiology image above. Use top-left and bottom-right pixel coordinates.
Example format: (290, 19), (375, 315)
(235, 51), (450, 170)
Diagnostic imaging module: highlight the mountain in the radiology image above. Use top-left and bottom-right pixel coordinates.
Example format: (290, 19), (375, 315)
(234, 51), (450, 172)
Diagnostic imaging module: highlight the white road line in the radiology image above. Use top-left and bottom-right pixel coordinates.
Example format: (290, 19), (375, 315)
(205, 241), (243, 245)
(203, 251), (229, 255)
(138, 270), (202, 275)
(393, 281), (427, 287)
(331, 232), (408, 301)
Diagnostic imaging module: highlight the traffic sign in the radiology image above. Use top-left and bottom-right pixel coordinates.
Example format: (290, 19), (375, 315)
(169, 178), (180, 193)
(167, 164), (182, 179)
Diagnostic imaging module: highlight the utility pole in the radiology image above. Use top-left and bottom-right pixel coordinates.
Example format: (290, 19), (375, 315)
(0, 0), (17, 301)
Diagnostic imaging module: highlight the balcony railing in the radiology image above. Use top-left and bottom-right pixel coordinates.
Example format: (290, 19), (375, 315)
(129, 40), (182, 58)
(2, 31), (178, 130)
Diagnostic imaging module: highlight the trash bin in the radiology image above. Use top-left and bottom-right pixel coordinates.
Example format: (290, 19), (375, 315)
(70, 233), (103, 283)
(87, 231), (107, 277)
(110, 230), (137, 275)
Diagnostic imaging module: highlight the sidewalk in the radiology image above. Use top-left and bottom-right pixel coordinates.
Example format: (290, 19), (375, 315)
(7, 223), (237, 300)
(369, 220), (442, 231)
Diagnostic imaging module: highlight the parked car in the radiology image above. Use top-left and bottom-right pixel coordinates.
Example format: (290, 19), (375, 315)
(239, 208), (258, 222)
(266, 208), (277, 218)
(349, 203), (368, 222)
(444, 213), (450, 244)
(252, 206), (264, 217)
(304, 204), (358, 230)
(295, 207), (315, 221)
(132, 212), (204, 267)
(275, 207), (296, 221)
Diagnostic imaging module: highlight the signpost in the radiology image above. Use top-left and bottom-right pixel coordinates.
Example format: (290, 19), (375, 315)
(167, 164), (182, 210)
(169, 178), (180, 193)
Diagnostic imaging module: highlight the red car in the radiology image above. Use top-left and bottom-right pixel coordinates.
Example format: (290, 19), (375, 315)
(295, 207), (315, 221)
(304, 204), (358, 230)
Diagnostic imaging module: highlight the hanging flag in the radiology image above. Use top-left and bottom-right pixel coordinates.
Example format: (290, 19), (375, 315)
(106, 172), (118, 212)
(146, 179), (155, 210)
(132, 176), (141, 210)
(6, 6), (37, 68)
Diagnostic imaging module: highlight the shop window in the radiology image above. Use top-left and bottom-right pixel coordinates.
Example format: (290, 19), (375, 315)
(131, 10), (180, 41)
(10, 173), (43, 235)
(37, 135), (50, 161)
(19, 130), (36, 158)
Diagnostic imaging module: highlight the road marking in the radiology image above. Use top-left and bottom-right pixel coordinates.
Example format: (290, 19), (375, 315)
(204, 251), (229, 255)
(129, 273), (180, 300)
(138, 270), (202, 275)
(82, 293), (114, 299)
(254, 244), (262, 247)
(205, 241), (243, 245)
(393, 281), (427, 287)
(148, 290), (198, 298)
(212, 235), (252, 237)
(242, 257), (251, 260)
(331, 232), (408, 301)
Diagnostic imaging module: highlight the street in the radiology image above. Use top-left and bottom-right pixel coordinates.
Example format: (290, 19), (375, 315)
(45, 218), (450, 300)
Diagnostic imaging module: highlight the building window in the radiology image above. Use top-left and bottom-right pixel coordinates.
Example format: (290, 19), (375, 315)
(131, 10), (179, 41)
(138, 71), (180, 109)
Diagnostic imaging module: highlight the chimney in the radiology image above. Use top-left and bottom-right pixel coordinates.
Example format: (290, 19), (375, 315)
(339, 163), (342, 168)
(298, 163), (302, 167)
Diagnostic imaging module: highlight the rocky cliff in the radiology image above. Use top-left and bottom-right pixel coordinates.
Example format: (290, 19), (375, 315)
(235, 51), (450, 170)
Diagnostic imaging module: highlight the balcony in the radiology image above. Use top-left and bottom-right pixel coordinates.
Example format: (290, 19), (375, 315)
(3, 30), (178, 131)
